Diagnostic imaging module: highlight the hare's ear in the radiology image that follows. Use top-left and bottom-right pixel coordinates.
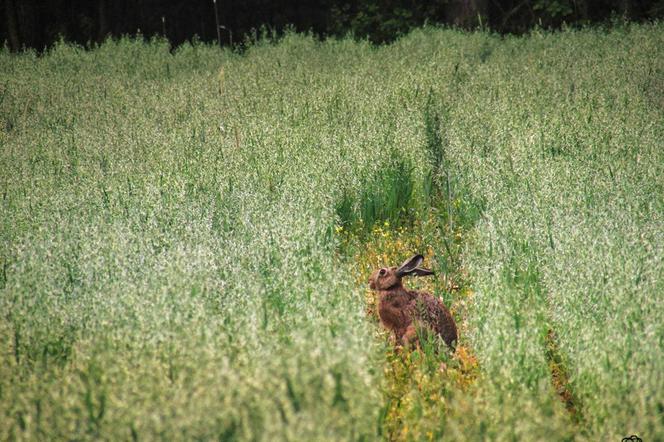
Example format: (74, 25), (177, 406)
(396, 254), (424, 277)
(410, 267), (435, 277)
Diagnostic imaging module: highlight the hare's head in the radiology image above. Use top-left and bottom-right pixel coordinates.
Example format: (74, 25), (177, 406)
(368, 254), (434, 291)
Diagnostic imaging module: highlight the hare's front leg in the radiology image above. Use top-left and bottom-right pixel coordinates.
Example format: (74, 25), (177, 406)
(401, 324), (418, 348)
(388, 330), (398, 346)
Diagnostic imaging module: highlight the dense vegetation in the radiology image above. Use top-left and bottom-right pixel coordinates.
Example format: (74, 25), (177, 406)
(1, 24), (663, 440)
(4, 0), (664, 52)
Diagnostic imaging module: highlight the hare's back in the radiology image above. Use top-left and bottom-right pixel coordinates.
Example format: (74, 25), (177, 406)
(414, 292), (457, 347)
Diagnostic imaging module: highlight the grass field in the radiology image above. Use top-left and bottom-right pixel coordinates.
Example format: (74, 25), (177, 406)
(1, 24), (663, 441)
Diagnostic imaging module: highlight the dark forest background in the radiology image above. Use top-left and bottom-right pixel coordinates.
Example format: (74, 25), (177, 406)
(3, 0), (664, 51)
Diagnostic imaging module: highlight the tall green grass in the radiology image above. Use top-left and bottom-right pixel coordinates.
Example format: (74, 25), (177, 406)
(1, 25), (663, 440)
(439, 26), (664, 440)
(336, 158), (416, 231)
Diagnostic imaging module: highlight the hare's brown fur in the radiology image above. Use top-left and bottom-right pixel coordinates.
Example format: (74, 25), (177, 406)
(368, 255), (457, 349)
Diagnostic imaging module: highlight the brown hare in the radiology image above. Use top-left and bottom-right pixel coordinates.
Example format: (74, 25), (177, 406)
(368, 254), (457, 349)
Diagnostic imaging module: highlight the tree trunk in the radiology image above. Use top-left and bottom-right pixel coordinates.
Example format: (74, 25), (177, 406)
(16, 0), (35, 49)
(98, 0), (109, 43)
(4, 0), (21, 51)
(619, 0), (633, 19)
(573, 0), (589, 21)
(445, 0), (489, 28)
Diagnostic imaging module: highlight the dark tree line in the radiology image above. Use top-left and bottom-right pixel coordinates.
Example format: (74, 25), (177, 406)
(2, 0), (663, 52)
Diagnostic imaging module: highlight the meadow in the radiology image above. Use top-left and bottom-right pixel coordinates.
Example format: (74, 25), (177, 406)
(1, 24), (663, 440)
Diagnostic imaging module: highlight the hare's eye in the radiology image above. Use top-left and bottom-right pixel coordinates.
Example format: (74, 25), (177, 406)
(379, 268), (386, 276)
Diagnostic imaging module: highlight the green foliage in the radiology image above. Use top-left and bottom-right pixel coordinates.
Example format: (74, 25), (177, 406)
(533, 0), (574, 19)
(336, 158), (416, 233)
(1, 25), (663, 441)
(329, 1), (448, 43)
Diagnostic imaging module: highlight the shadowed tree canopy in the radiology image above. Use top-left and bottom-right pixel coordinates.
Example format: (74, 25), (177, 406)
(2, 0), (663, 51)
